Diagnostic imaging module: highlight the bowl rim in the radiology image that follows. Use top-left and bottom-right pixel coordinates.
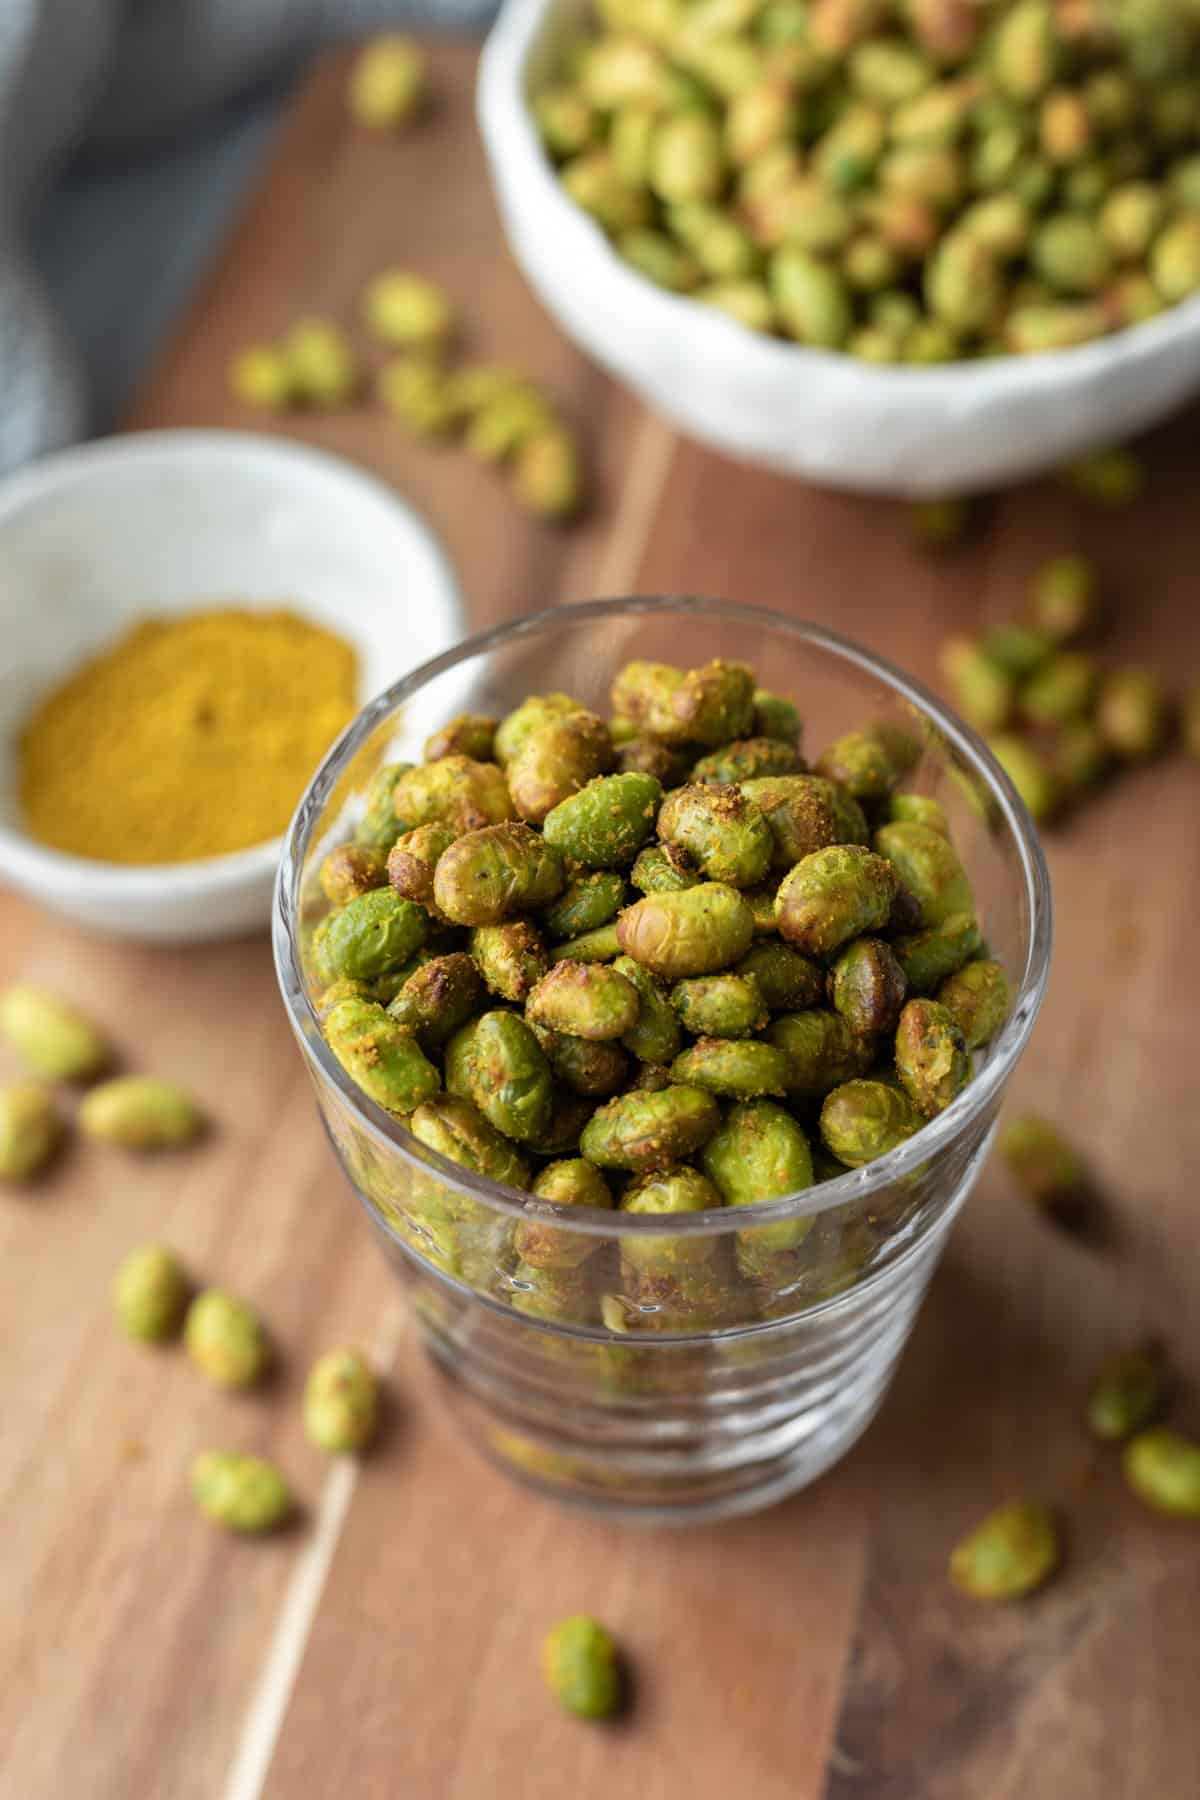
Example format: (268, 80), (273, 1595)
(478, 0), (1200, 394)
(0, 428), (464, 898)
(274, 594), (1053, 1239)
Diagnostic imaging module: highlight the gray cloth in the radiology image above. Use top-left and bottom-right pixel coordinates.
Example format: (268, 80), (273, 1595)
(1, 0), (497, 472)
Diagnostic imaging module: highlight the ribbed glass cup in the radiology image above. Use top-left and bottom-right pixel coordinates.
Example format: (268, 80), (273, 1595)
(274, 599), (1051, 1523)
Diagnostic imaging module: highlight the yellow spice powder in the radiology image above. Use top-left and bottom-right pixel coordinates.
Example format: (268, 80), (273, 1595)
(19, 608), (358, 864)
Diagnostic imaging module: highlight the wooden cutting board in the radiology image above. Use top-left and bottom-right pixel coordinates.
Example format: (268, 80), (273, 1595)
(3, 41), (1199, 1800)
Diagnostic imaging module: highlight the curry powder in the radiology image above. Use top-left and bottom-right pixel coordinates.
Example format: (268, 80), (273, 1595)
(19, 609), (358, 864)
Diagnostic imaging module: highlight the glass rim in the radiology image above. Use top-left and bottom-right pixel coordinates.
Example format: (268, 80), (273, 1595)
(273, 595), (1053, 1239)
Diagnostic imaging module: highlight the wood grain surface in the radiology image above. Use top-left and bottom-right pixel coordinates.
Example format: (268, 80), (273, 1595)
(3, 41), (1198, 1800)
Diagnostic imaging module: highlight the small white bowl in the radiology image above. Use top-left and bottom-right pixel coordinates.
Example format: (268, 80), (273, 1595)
(479, 0), (1200, 496)
(0, 430), (464, 943)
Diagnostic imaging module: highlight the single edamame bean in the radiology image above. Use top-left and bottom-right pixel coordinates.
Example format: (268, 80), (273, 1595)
(671, 973), (768, 1038)
(752, 688), (802, 744)
(738, 775), (838, 868)
(321, 843), (388, 907)
(670, 1037), (791, 1098)
(767, 1008), (874, 1098)
(815, 730), (897, 802)
(0, 1081), (60, 1182)
(0, 984), (107, 1079)
(580, 1084), (721, 1171)
(387, 822), (458, 915)
(775, 845), (898, 956)
(363, 271), (452, 349)
(735, 941), (824, 1010)
(80, 1077), (201, 1149)
(702, 1098), (814, 1275)
(540, 871), (627, 940)
(1028, 553), (1098, 643)
(691, 737), (803, 784)
(541, 1616), (623, 1719)
(616, 882), (755, 978)
(507, 711), (615, 824)
(532, 1024), (629, 1099)
(322, 889), (429, 980)
(613, 955), (682, 1065)
(349, 33), (426, 130)
(517, 1159), (614, 1270)
(619, 1164), (723, 1271)
(1021, 650), (1099, 725)
(527, 961), (640, 1040)
(937, 958), (1011, 1049)
(392, 757), (515, 834)
(324, 998), (441, 1114)
(895, 999), (969, 1116)
(888, 793), (948, 834)
(610, 658), (755, 746)
(630, 843), (700, 895)
(304, 1349), (379, 1454)
(112, 1245), (190, 1342)
(192, 1452), (292, 1534)
(185, 1290), (270, 1388)
(423, 713), (498, 763)
(408, 1096), (531, 1190)
(1124, 1428), (1200, 1519)
(894, 912), (984, 994)
(445, 1011), (553, 1144)
(657, 783), (773, 886)
(873, 821), (973, 927)
(468, 922), (549, 1002)
(1096, 667), (1171, 760)
(828, 937), (907, 1035)
(433, 823), (565, 926)
(820, 1078), (921, 1167)
(987, 734), (1060, 822)
(1088, 1344), (1166, 1444)
(950, 1501), (1061, 1601)
(547, 923), (622, 964)
(543, 773), (663, 868)
(1000, 1114), (1087, 1216)
(494, 693), (585, 766)
(354, 762), (413, 851)
(940, 638), (1016, 733)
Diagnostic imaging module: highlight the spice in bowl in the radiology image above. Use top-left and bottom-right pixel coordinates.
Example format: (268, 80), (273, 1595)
(18, 608), (357, 864)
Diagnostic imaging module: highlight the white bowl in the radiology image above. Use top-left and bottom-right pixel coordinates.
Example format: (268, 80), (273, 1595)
(0, 431), (464, 943)
(479, 0), (1200, 496)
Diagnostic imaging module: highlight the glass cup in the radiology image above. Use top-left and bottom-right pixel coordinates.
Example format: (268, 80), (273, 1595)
(274, 598), (1051, 1524)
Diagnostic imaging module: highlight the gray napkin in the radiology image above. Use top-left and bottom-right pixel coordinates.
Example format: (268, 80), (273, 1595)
(0, 0), (498, 473)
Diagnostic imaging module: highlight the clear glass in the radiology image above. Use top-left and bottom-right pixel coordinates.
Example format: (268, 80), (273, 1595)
(274, 598), (1051, 1523)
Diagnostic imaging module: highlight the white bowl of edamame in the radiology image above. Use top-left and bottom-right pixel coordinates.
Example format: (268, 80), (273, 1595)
(478, 0), (1200, 496)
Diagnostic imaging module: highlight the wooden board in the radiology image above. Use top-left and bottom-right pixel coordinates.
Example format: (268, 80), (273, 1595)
(3, 41), (1199, 1800)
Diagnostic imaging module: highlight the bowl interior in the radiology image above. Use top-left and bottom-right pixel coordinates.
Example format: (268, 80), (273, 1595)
(0, 432), (465, 870)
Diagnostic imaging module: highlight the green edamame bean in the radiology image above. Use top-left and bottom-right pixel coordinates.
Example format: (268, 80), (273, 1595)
(391, 756), (515, 833)
(656, 783), (773, 886)
(408, 1095), (531, 1190)
(950, 1500), (1061, 1601)
(386, 822), (458, 915)
(540, 870), (628, 939)
(1088, 1345), (1166, 1444)
(702, 1098), (815, 1274)
(580, 1084), (721, 1171)
(767, 1008), (874, 1098)
(630, 844), (700, 894)
(888, 792), (949, 834)
(543, 772), (663, 868)
(423, 712), (498, 763)
(619, 1164), (723, 1271)
(753, 688), (802, 744)
(532, 1024), (630, 1098)
(937, 957), (1011, 1048)
(527, 960), (640, 1040)
(610, 658), (755, 747)
(445, 1011), (553, 1144)
(386, 952), (483, 1045)
(192, 1452), (291, 1534)
(893, 912), (983, 994)
(819, 1077), (921, 1167)
(468, 921), (550, 1001)
(541, 1616), (623, 1720)
(546, 923), (623, 964)
(827, 937), (907, 1035)
(506, 710), (615, 824)
(613, 955), (682, 1065)
(775, 845), (898, 957)
(322, 889), (429, 980)
(894, 998), (969, 1116)
(616, 882), (756, 978)
(671, 973), (768, 1038)
(669, 1037), (791, 1098)
(1124, 1428), (1200, 1518)
(874, 820), (973, 926)
(735, 940), (825, 1010)
(433, 823), (566, 926)
(494, 692), (585, 765)
(691, 736), (803, 784)
(354, 761), (413, 850)
(324, 997), (441, 1114)
(737, 775), (838, 869)
(516, 1160), (614, 1270)
(320, 843), (389, 906)
(815, 729), (898, 801)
